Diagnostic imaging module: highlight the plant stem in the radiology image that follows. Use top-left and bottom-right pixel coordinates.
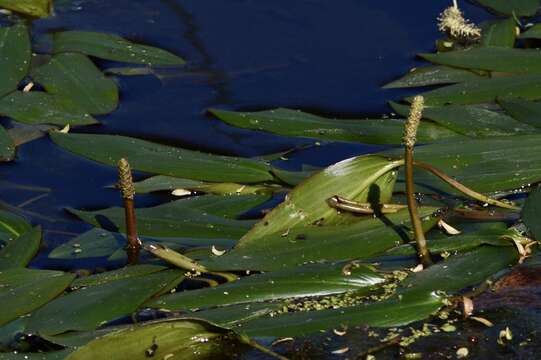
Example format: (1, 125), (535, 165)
(239, 335), (290, 360)
(118, 158), (141, 265)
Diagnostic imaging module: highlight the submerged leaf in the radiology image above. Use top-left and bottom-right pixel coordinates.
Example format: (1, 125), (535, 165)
(0, 24), (31, 97)
(50, 132), (274, 183)
(53, 31), (185, 66)
(0, 125), (15, 162)
(210, 108), (460, 144)
(474, 0), (539, 16)
(31, 53), (119, 115)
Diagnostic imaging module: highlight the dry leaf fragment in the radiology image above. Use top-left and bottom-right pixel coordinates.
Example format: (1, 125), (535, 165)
(331, 347), (349, 354)
(470, 316), (493, 327)
(171, 189), (192, 197)
(211, 245), (226, 256)
(59, 124), (70, 133)
(438, 219), (461, 235)
(23, 82), (34, 92)
(462, 296), (474, 317)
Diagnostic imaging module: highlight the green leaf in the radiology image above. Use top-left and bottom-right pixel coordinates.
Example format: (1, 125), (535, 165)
(383, 65), (484, 89)
(0, 0), (51, 17)
(236, 156), (402, 246)
(148, 263), (385, 311)
(474, 0), (539, 16)
(204, 207), (440, 271)
(50, 132), (274, 183)
(67, 194), (266, 238)
(31, 53), (119, 115)
(0, 268), (75, 326)
(238, 291), (444, 337)
(53, 31), (185, 66)
(134, 175), (277, 195)
(384, 135), (541, 193)
(522, 185), (541, 241)
(0, 24), (31, 97)
(0, 91), (97, 126)
(480, 18), (517, 47)
(0, 125), (15, 162)
(389, 101), (536, 137)
(414, 75), (541, 106)
(48, 228), (236, 260)
(64, 319), (233, 360)
(0, 210), (31, 247)
(519, 23), (541, 39)
(0, 350), (73, 360)
(71, 264), (167, 288)
(498, 97), (541, 129)
(421, 48), (541, 75)
(0, 226), (40, 269)
(209, 108), (461, 144)
(186, 303), (284, 328)
(27, 270), (184, 335)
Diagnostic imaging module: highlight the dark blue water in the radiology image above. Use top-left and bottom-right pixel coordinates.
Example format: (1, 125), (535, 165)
(0, 0), (493, 267)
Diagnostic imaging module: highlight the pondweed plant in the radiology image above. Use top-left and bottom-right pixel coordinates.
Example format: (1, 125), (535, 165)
(3, 0), (541, 359)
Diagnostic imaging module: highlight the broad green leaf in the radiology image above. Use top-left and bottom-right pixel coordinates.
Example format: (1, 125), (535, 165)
(0, 91), (97, 126)
(0, 350), (73, 360)
(522, 185), (541, 241)
(134, 175), (277, 195)
(0, 125), (15, 162)
(210, 108), (461, 144)
(480, 18), (517, 47)
(0, 226), (40, 269)
(0, 268), (75, 326)
(71, 264), (167, 288)
(187, 303), (284, 327)
(0, 318), (26, 351)
(239, 291), (444, 337)
(421, 48), (541, 75)
(31, 53), (118, 115)
(498, 97), (541, 129)
(27, 270), (184, 335)
(236, 156), (402, 246)
(384, 135), (541, 193)
(0, 0), (51, 17)
(386, 224), (512, 256)
(53, 31), (185, 66)
(474, 0), (539, 16)
(390, 101), (536, 137)
(148, 263), (385, 311)
(50, 132), (274, 183)
(414, 75), (541, 106)
(204, 207), (440, 271)
(65, 319), (233, 360)
(0, 210), (31, 247)
(0, 24), (31, 97)
(67, 194), (266, 238)
(48, 228), (236, 260)
(519, 23), (541, 39)
(382, 65), (484, 89)
(270, 166), (318, 186)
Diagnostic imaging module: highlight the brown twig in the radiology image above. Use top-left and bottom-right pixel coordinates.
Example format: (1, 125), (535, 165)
(404, 96), (432, 267)
(355, 336), (402, 360)
(118, 158), (141, 265)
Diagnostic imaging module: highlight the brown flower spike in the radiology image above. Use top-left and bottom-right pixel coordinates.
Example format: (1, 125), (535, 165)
(118, 158), (141, 264)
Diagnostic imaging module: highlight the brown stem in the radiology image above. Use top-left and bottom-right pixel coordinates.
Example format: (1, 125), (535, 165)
(355, 336), (401, 360)
(118, 158), (141, 265)
(406, 148), (433, 267)
(413, 161), (518, 210)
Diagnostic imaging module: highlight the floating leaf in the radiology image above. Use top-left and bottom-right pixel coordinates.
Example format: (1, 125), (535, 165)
(0, 226), (40, 269)
(0, 0), (51, 17)
(53, 31), (185, 66)
(67, 194), (266, 238)
(519, 23), (541, 39)
(50, 132), (274, 183)
(134, 175), (277, 195)
(210, 108), (460, 144)
(480, 18), (517, 48)
(0, 24), (31, 97)
(498, 97), (541, 129)
(64, 319), (234, 360)
(236, 156), (402, 246)
(0, 125), (15, 162)
(421, 48), (541, 75)
(384, 135), (541, 193)
(187, 303), (284, 328)
(0, 268), (75, 326)
(522, 185), (541, 241)
(71, 264), (167, 288)
(148, 263), (384, 311)
(383, 65), (484, 89)
(390, 101), (536, 137)
(204, 207), (439, 271)
(0, 350), (73, 359)
(31, 53), (118, 115)
(0, 210), (31, 247)
(413, 75), (541, 106)
(27, 270), (184, 335)
(474, 0), (539, 16)
(0, 91), (97, 126)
